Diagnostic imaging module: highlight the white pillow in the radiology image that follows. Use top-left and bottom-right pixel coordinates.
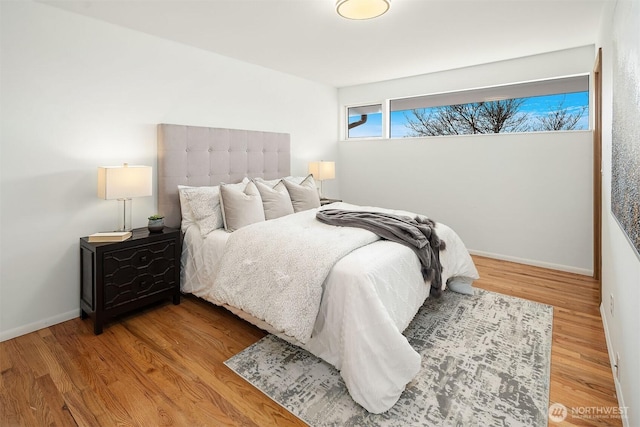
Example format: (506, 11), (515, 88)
(178, 178), (249, 234)
(254, 177), (282, 187)
(219, 180), (266, 231)
(254, 176), (301, 186)
(282, 176), (307, 185)
(254, 179), (295, 220)
(282, 174), (321, 212)
(178, 185), (196, 231)
(223, 177), (250, 192)
(181, 186), (224, 237)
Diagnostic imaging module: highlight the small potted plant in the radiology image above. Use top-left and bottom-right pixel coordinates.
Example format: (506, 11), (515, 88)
(147, 214), (165, 233)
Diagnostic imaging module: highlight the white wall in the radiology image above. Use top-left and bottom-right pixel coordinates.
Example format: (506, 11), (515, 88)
(338, 46), (596, 273)
(598, 0), (640, 425)
(339, 131), (593, 272)
(339, 45), (596, 138)
(0, 1), (338, 341)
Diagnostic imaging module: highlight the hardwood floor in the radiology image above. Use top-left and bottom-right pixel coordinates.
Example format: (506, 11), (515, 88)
(0, 256), (621, 426)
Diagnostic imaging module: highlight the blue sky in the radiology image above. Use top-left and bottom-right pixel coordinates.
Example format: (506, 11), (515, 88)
(349, 91), (589, 138)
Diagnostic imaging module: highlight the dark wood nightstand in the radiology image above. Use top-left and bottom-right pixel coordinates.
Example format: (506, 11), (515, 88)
(320, 198), (342, 206)
(79, 227), (181, 334)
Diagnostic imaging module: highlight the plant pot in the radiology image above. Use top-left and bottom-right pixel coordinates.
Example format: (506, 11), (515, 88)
(147, 218), (165, 233)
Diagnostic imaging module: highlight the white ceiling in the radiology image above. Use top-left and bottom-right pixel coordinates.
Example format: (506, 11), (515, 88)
(41, 0), (608, 88)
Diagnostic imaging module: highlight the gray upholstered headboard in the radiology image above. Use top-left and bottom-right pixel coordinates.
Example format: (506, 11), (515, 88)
(157, 124), (291, 228)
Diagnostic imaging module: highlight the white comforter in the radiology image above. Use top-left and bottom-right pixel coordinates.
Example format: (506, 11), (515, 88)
(209, 208), (379, 343)
(181, 202), (479, 413)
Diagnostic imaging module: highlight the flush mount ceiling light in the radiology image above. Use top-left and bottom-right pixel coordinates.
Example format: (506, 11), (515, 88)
(336, 0), (391, 20)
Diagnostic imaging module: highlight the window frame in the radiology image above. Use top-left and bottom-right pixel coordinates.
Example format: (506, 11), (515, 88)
(344, 102), (387, 140)
(343, 74), (590, 140)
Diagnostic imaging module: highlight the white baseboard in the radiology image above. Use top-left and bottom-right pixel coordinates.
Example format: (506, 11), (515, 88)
(599, 303), (629, 427)
(468, 249), (593, 276)
(0, 309), (79, 343)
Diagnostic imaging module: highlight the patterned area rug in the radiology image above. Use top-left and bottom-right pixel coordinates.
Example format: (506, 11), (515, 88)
(225, 289), (553, 426)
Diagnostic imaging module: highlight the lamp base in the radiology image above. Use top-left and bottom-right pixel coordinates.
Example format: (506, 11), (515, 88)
(116, 198), (133, 232)
(318, 180), (325, 199)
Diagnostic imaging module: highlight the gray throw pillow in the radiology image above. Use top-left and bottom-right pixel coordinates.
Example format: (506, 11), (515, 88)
(282, 174), (321, 212)
(219, 180), (266, 231)
(254, 179), (295, 220)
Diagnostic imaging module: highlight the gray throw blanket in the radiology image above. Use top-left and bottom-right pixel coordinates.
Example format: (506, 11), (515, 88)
(316, 209), (446, 297)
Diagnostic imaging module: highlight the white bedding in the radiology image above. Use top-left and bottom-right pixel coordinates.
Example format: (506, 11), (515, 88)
(181, 202), (479, 413)
(210, 207), (380, 343)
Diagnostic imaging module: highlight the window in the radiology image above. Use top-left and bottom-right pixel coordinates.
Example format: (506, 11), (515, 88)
(345, 76), (589, 139)
(347, 104), (382, 138)
(389, 76), (589, 138)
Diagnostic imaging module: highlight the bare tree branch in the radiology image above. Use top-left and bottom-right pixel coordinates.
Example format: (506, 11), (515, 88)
(534, 96), (587, 131)
(404, 99), (529, 136)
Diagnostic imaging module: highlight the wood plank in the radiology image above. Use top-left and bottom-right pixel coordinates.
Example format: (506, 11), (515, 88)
(61, 388), (109, 427)
(0, 340), (42, 427)
(124, 308), (301, 426)
(33, 374), (79, 427)
(0, 255), (621, 426)
(111, 320), (260, 426)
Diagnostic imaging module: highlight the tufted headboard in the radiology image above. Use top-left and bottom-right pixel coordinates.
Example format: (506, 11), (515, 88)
(157, 124), (291, 228)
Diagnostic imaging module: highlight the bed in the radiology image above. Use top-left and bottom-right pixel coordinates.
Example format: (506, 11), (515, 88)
(157, 123), (479, 414)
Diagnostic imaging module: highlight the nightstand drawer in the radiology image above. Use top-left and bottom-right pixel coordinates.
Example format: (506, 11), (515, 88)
(104, 272), (176, 310)
(103, 240), (176, 281)
(103, 240), (177, 310)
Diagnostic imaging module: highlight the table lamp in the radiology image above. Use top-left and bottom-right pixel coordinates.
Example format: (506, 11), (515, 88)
(97, 163), (152, 231)
(308, 161), (335, 199)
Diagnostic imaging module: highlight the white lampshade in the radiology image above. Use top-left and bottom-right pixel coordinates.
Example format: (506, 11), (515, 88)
(336, 0), (390, 20)
(308, 161), (336, 181)
(97, 163), (152, 200)
(97, 163), (152, 231)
